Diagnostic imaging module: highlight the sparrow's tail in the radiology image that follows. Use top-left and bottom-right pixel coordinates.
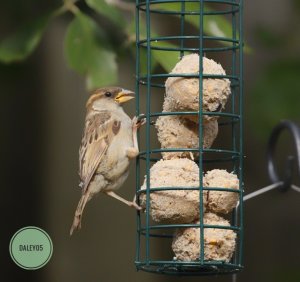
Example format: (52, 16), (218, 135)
(70, 192), (90, 236)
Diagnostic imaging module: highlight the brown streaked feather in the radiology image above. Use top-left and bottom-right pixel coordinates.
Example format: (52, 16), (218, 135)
(79, 110), (119, 193)
(112, 120), (121, 135)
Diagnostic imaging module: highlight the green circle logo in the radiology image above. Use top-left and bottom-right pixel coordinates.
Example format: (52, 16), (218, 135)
(9, 226), (53, 270)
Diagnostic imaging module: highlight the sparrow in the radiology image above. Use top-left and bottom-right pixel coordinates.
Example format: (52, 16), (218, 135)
(70, 87), (143, 235)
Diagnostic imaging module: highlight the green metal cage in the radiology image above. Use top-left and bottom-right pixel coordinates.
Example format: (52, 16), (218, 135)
(135, 0), (244, 275)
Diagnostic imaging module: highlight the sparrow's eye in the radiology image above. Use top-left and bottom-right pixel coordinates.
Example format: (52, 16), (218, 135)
(105, 92), (112, 97)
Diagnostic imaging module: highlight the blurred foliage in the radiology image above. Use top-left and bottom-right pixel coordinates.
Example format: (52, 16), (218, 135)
(0, 14), (51, 63)
(294, 0), (300, 11)
(86, 0), (126, 27)
(250, 0), (300, 139)
(0, 0), (244, 90)
(65, 10), (117, 89)
(251, 60), (300, 137)
(253, 26), (284, 49)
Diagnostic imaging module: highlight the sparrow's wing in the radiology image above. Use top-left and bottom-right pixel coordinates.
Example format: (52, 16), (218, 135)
(79, 111), (121, 192)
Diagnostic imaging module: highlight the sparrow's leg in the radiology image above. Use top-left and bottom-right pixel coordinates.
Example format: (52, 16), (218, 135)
(127, 116), (146, 158)
(105, 191), (142, 210)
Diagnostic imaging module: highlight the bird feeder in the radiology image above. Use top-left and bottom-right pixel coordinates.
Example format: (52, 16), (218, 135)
(135, 0), (244, 275)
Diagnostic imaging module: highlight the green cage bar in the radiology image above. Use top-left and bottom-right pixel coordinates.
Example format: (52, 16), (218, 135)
(135, 0), (244, 275)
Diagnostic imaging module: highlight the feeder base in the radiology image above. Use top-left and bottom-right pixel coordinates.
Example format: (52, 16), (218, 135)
(135, 261), (243, 276)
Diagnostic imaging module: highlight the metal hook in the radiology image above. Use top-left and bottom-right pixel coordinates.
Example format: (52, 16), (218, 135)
(234, 120), (300, 281)
(243, 120), (300, 202)
(267, 120), (300, 191)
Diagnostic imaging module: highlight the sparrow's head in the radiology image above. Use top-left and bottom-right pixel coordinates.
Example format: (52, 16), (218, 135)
(86, 87), (135, 109)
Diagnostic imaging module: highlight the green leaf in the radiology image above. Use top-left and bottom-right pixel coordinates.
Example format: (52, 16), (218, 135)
(250, 59), (300, 139)
(294, 0), (300, 13)
(126, 19), (185, 73)
(0, 14), (51, 63)
(86, 48), (117, 90)
(155, 2), (231, 36)
(65, 11), (118, 90)
(126, 19), (159, 74)
(151, 41), (185, 72)
(132, 3), (253, 73)
(254, 26), (284, 49)
(86, 0), (126, 27)
(128, 3), (253, 74)
(155, 2), (252, 54)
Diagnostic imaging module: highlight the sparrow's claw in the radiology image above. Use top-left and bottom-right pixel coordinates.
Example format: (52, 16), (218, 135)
(140, 118), (146, 127)
(132, 115), (146, 130)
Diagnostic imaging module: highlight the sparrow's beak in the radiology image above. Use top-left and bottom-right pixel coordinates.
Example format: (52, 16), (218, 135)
(115, 89), (135, 104)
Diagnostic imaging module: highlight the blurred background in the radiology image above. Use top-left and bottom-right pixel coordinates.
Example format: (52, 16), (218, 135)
(1, 0), (300, 281)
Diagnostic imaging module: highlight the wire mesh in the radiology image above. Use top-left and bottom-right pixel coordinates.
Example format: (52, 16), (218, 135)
(135, 0), (244, 275)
